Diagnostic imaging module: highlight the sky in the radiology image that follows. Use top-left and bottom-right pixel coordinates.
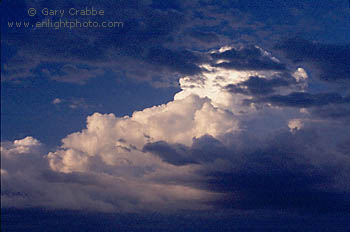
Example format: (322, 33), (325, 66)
(1, 0), (350, 231)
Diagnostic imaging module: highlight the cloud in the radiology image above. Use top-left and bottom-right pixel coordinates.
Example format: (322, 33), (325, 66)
(275, 37), (350, 82)
(310, 104), (350, 121)
(288, 118), (304, 132)
(145, 47), (206, 75)
(143, 125), (350, 213)
(143, 135), (230, 166)
(186, 30), (220, 44)
(2, 76), (241, 211)
(210, 46), (286, 71)
(2, 136), (42, 155)
(52, 98), (62, 104)
(51, 97), (96, 111)
(68, 98), (94, 110)
(201, 127), (350, 213)
(226, 75), (293, 96)
(143, 141), (196, 166)
(256, 92), (348, 108)
(1, 0), (202, 86)
(1, 136), (216, 212)
(3, 0), (348, 90)
(45, 64), (105, 84)
(2, 45), (350, 215)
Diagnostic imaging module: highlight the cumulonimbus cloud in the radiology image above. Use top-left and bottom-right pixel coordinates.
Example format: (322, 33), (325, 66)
(2, 46), (350, 213)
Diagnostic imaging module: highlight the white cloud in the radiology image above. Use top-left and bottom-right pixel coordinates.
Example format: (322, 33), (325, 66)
(1, 136), (216, 212)
(52, 98), (62, 104)
(174, 64), (279, 113)
(288, 118), (304, 132)
(68, 98), (91, 109)
(1, 136), (42, 155)
(49, 64), (105, 84)
(292, 67), (308, 91)
(293, 67), (308, 81)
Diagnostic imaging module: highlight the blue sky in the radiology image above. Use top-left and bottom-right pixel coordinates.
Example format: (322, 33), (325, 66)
(1, 0), (350, 231)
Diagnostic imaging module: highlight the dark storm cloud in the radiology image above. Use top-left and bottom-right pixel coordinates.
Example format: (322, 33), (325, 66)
(260, 92), (348, 108)
(210, 46), (286, 71)
(144, 128), (350, 213)
(143, 141), (196, 166)
(186, 31), (220, 44)
(190, 135), (231, 163)
(226, 75), (292, 96)
(209, 167), (350, 213)
(225, 74), (350, 117)
(310, 104), (350, 121)
(145, 47), (205, 75)
(150, 0), (183, 11)
(198, 130), (350, 213)
(2, 0), (206, 83)
(3, 0), (348, 86)
(275, 37), (350, 82)
(237, 87), (350, 108)
(143, 135), (230, 166)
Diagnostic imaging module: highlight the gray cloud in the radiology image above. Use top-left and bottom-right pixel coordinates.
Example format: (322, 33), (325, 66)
(200, 128), (350, 213)
(226, 75), (293, 96)
(143, 141), (196, 166)
(275, 37), (350, 82)
(2, 0), (198, 85)
(141, 126), (350, 213)
(254, 92), (349, 108)
(143, 135), (230, 166)
(186, 30), (220, 44)
(210, 46), (286, 71)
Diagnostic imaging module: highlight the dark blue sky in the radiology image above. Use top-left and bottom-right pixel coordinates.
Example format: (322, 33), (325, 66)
(1, 0), (350, 231)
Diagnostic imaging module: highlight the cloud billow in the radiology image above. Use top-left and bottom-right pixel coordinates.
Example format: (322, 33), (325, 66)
(2, 45), (350, 216)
